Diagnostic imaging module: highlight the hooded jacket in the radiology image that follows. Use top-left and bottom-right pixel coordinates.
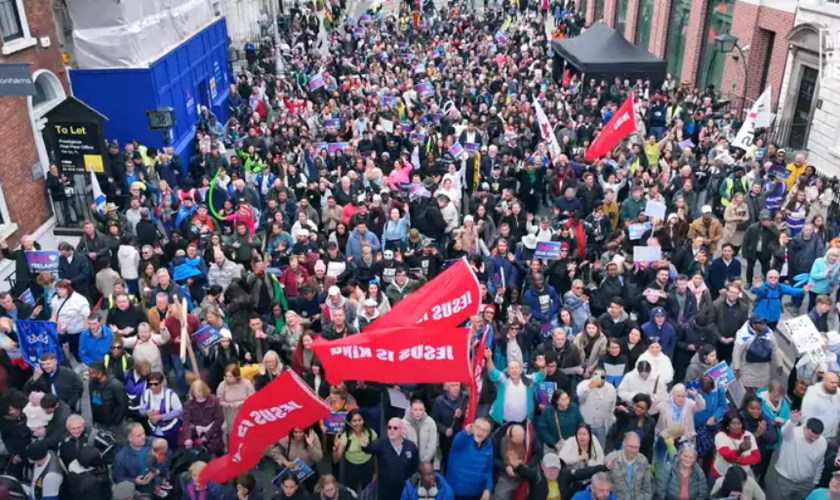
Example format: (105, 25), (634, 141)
(523, 283), (560, 324)
(640, 307), (676, 357)
(400, 472), (455, 500)
(617, 361), (668, 404)
(403, 411), (440, 467)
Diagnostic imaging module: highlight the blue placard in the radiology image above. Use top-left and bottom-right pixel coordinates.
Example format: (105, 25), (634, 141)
(416, 81), (434, 98)
(323, 118), (341, 129)
(534, 241), (561, 260)
(25, 250), (59, 273)
(273, 458), (314, 486)
(16, 320), (63, 367)
(449, 142), (465, 159)
(382, 95), (395, 107)
(309, 74), (325, 92)
(193, 325), (224, 350)
(628, 223), (651, 241)
(359, 14), (372, 24)
(328, 142), (350, 154)
(705, 361), (736, 388)
(324, 412), (347, 434)
(19, 289), (35, 306)
(535, 381), (556, 406)
(353, 27), (366, 39)
(464, 142), (480, 153)
(495, 31), (508, 46)
(413, 63), (426, 75)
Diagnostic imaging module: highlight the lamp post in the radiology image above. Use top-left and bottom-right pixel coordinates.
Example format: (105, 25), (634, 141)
(714, 33), (748, 117)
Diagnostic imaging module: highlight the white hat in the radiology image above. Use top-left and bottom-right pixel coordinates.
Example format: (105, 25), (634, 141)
(523, 234), (538, 250)
(363, 298), (377, 307)
(667, 213), (679, 221)
(299, 229), (310, 238)
(542, 453), (561, 470)
(701, 205), (712, 215)
(220, 329), (232, 340)
(328, 286), (341, 296)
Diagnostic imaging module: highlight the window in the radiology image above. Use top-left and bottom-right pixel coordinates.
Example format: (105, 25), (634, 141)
(757, 30), (776, 94)
(665, 0), (692, 81)
(0, 0), (22, 41)
(697, 0), (735, 92)
(635, 0), (654, 51)
(594, 0), (605, 22)
(615, 0), (629, 37)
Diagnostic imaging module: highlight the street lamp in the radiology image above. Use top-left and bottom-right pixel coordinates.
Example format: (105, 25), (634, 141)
(713, 33), (748, 119)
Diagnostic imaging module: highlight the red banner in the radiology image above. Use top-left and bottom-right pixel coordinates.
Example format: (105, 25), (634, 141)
(199, 371), (331, 485)
(465, 327), (490, 424)
(584, 95), (637, 162)
(312, 326), (473, 385)
(369, 257), (481, 331)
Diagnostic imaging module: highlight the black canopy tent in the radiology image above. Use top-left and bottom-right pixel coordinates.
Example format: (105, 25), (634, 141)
(551, 23), (666, 87)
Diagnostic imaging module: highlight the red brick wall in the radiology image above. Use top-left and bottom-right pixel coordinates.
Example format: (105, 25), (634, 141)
(679, 0), (709, 85)
(586, 0), (595, 25)
(648, 0), (672, 57)
(625, 0), (639, 41)
(604, 0), (617, 26)
(0, 0), (67, 246)
(722, 1), (793, 115)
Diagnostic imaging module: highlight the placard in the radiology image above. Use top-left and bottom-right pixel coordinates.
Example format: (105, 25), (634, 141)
(534, 381), (556, 406)
(534, 241), (561, 260)
(16, 320), (63, 367)
(644, 200), (667, 221)
(628, 223), (650, 241)
(785, 315), (827, 365)
(323, 118), (341, 129)
(273, 458), (314, 486)
(416, 81), (434, 98)
(324, 412), (347, 434)
(494, 31), (508, 45)
(449, 142), (465, 159)
(309, 74), (325, 92)
(25, 251), (60, 273)
(193, 325), (224, 350)
(633, 246), (661, 263)
(464, 142), (480, 153)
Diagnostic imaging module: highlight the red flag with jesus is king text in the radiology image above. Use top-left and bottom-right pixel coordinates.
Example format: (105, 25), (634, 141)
(311, 325), (473, 385)
(366, 257), (481, 331)
(199, 371), (331, 485)
(584, 94), (637, 162)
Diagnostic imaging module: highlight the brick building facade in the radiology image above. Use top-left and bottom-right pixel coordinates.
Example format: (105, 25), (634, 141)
(585, 0), (795, 114)
(0, 0), (68, 246)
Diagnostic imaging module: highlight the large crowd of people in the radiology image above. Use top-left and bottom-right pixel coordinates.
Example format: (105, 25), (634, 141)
(2, 0), (840, 499)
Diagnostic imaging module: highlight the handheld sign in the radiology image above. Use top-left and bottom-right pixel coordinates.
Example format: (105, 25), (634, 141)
(16, 320), (63, 367)
(25, 251), (60, 273)
(273, 459), (315, 486)
(193, 325), (224, 351)
(534, 241), (561, 260)
(785, 315), (827, 366)
(324, 412), (347, 434)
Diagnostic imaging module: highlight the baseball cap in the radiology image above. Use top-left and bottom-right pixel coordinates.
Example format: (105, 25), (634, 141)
(363, 298), (377, 307)
(328, 286), (341, 296)
(701, 205), (712, 214)
(542, 453), (561, 470)
(759, 209), (771, 221)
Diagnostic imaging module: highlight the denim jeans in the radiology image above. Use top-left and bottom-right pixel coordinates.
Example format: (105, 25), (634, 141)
(168, 353), (190, 394)
(591, 425), (607, 450)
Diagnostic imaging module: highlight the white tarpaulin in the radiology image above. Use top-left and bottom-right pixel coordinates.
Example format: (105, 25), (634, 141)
(66, 0), (218, 69)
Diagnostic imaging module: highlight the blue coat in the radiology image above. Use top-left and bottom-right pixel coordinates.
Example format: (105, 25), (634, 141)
(523, 285), (560, 324)
(486, 254), (519, 292)
(400, 473), (455, 500)
(112, 443), (151, 487)
(78, 326), (114, 366)
(707, 257), (741, 295)
(572, 485), (619, 500)
(345, 231), (382, 259)
(640, 308), (676, 357)
(445, 429), (494, 497)
(751, 282), (805, 322)
(692, 385), (728, 428)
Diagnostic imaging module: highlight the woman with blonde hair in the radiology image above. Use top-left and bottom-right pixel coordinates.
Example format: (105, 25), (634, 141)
(216, 364), (255, 438)
(311, 474), (356, 500)
(123, 322), (168, 373)
(182, 461), (223, 500)
(254, 349), (283, 390)
(280, 311), (309, 361)
(180, 379), (225, 456)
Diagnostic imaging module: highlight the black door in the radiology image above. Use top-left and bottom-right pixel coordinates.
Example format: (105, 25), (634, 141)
(789, 66), (818, 150)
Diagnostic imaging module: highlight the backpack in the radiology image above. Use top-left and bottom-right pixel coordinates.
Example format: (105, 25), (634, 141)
(87, 426), (118, 463)
(745, 334), (774, 363)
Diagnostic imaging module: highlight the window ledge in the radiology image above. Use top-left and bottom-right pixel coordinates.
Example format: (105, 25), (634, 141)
(0, 224), (19, 240)
(1, 37), (37, 55)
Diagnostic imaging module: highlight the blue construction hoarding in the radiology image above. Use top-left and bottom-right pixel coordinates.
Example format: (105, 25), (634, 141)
(70, 18), (231, 160)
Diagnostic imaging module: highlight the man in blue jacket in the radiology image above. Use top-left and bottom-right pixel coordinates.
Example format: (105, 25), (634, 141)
(487, 239), (520, 293)
(571, 472), (619, 500)
(112, 423), (153, 496)
(523, 273), (560, 330)
(401, 462), (455, 500)
(446, 419), (494, 500)
(707, 243), (742, 300)
(641, 307), (676, 358)
(78, 314), (114, 366)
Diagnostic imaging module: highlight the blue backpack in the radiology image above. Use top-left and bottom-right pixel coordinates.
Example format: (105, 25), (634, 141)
(745, 334), (774, 363)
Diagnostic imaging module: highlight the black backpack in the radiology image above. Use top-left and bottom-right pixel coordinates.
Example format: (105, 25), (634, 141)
(745, 334), (773, 363)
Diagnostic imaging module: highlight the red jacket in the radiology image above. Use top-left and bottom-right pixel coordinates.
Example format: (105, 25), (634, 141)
(164, 314), (200, 354)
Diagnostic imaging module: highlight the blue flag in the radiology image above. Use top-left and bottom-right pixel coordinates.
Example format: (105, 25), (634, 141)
(16, 320), (63, 367)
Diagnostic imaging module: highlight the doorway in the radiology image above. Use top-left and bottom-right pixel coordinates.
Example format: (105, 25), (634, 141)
(789, 66), (818, 150)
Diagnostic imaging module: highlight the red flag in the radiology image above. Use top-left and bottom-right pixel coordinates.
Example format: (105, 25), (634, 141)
(584, 95), (637, 162)
(199, 371), (331, 485)
(464, 326), (490, 424)
(368, 258), (481, 331)
(312, 326), (473, 385)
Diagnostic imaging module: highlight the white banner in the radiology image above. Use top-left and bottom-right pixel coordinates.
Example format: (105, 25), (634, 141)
(732, 86), (772, 151)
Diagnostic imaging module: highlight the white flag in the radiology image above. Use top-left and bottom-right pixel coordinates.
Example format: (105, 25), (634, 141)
(732, 86), (772, 151)
(410, 145), (420, 170)
(90, 168), (106, 214)
(533, 99), (561, 158)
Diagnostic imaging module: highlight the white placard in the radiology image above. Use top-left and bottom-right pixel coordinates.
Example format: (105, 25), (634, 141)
(379, 118), (394, 134)
(785, 315), (826, 365)
(644, 200), (667, 221)
(633, 246), (661, 263)
(388, 388), (410, 409)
